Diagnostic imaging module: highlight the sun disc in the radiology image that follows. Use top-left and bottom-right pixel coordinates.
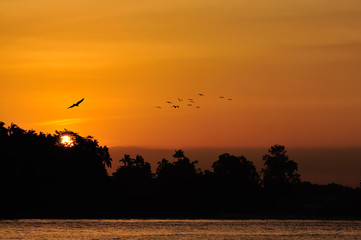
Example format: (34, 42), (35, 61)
(60, 135), (74, 147)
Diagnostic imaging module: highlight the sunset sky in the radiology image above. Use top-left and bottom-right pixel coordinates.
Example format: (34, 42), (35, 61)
(1, 0), (361, 148)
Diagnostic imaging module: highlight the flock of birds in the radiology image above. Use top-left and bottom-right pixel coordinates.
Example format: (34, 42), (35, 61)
(155, 93), (232, 110)
(66, 94), (233, 110)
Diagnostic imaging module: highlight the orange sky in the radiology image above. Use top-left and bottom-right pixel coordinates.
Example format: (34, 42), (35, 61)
(1, 0), (361, 148)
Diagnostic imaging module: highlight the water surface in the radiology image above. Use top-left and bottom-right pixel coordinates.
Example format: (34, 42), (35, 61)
(1, 219), (361, 240)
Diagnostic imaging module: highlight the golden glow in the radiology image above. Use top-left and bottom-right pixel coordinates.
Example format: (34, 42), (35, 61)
(1, 1), (361, 148)
(60, 135), (74, 148)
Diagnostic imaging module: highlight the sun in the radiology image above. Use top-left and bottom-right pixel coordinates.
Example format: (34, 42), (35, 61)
(60, 135), (74, 147)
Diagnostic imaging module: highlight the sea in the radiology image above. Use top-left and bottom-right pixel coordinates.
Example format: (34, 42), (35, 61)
(0, 219), (361, 240)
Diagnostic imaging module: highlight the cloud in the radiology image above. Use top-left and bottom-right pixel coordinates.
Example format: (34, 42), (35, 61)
(38, 118), (88, 126)
(37, 115), (128, 127)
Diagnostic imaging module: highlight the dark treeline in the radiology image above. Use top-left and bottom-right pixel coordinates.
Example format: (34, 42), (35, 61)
(1, 122), (360, 219)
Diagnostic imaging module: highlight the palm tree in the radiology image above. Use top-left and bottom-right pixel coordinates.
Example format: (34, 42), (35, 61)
(99, 146), (112, 168)
(120, 154), (133, 167)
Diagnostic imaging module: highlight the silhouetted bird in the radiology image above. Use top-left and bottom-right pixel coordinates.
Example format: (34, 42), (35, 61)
(228, 98), (232, 101)
(187, 104), (193, 106)
(155, 106), (161, 109)
(166, 101), (172, 104)
(196, 106), (200, 108)
(68, 98), (84, 109)
(177, 98), (183, 102)
(198, 94), (204, 96)
(172, 105), (180, 108)
(219, 96), (224, 99)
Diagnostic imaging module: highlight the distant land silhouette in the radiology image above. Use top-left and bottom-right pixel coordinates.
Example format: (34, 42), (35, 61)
(1, 121), (360, 219)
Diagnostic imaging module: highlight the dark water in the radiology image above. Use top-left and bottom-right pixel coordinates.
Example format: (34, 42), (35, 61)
(1, 219), (361, 239)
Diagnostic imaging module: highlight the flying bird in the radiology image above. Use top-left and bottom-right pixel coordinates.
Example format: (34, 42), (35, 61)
(166, 101), (172, 104)
(198, 93), (204, 96)
(187, 104), (193, 106)
(68, 98), (84, 109)
(228, 98), (232, 101)
(177, 98), (183, 102)
(155, 106), (161, 109)
(219, 96), (224, 99)
(196, 106), (200, 108)
(172, 105), (180, 108)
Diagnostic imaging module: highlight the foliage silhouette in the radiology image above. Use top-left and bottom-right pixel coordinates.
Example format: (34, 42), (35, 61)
(1, 122), (360, 219)
(156, 150), (201, 182)
(112, 154), (152, 192)
(110, 154), (154, 216)
(212, 153), (260, 187)
(203, 153), (262, 214)
(262, 145), (300, 191)
(152, 150), (206, 216)
(0, 122), (112, 218)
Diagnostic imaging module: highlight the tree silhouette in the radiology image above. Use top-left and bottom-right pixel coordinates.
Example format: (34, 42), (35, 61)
(261, 145), (300, 190)
(154, 150), (203, 215)
(0, 121), (8, 137)
(212, 153), (260, 187)
(206, 153), (262, 213)
(111, 154), (154, 216)
(113, 154), (152, 181)
(7, 122), (25, 136)
(173, 149), (186, 160)
(112, 154), (152, 192)
(156, 149), (201, 182)
(1, 121), (361, 218)
(0, 123), (112, 218)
